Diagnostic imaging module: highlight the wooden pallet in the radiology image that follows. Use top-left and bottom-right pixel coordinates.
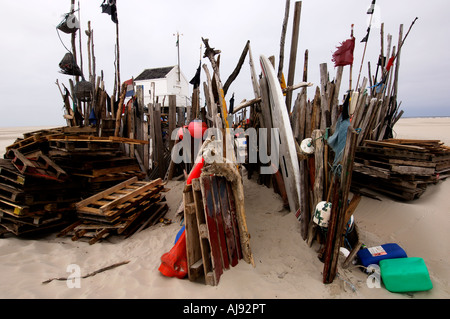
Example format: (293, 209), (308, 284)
(7, 149), (68, 182)
(58, 201), (168, 244)
(0, 159), (26, 187)
(353, 139), (450, 200)
(75, 177), (163, 217)
(183, 175), (243, 286)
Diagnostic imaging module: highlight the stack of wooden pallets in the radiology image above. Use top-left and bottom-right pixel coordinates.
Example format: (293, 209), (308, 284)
(0, 156), (78, 236)
(46, 135), (146, 197)
(183, 175), (244, 286)
(57, 177), (169, 244)
(352, 139), (450, 200)
(0, 127), (151, 238)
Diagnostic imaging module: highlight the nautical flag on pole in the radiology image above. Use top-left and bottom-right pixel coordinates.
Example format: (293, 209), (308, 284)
(124, 78), (134, 97)
(101, 0), (118, 24)
(361, 27), (371, 43)
(361, 0), (376, 42)
(189, 62), (201, 89)
(332, 37), (355, 67)
(367, 0), (376, 14)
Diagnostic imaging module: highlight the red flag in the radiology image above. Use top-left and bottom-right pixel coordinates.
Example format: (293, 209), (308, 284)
(386, 56), (395, 72)
(332, 37), (355, 67)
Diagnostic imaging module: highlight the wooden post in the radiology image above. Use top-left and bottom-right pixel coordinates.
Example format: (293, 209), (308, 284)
(322, 126), (358, 284)
(114, 83), (127, 137)
(202, 38), (229, 129)
(77, 1), (83, 78)
(331, 66), (344, 126)
(169, 95), (177, 152)
(87, 21), (92, 80)
(70, 0), (79, 85)
(286, 1), (302, 113)
(319, 63), (330, 130)
(154, 103), (164, 179)
(248, 42), (261, 99)
(202, 64), (218, 127)
(277, 0), (290, 82)
(306, 129), (324, 247)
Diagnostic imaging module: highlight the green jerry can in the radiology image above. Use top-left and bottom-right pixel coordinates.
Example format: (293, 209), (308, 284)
(379, 257), (433, 293)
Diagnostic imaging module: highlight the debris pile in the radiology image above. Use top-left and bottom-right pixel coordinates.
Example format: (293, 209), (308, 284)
(0, 127), (162, 239)
(57, 177), (168, 244)
(352, 139), (450, 200)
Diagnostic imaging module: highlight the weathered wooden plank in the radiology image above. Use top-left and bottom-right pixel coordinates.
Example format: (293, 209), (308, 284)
(76, 177), (138, 208)
(191, 178), (215, 286)
(217, 177), (239, 267)
(225, 180), (243, 260)
(388, 158), (436, 168)
(210, 176), (230, 270)
(183, 184), (203, 282)
(199, 176), (223, 285)
(363, 140), (428, 152)
(390, 165), (435, 176)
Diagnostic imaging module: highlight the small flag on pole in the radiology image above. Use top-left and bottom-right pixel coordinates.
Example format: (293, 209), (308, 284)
(124, 78), (134, 97)
(367, 0), (376, 14)
(101, 0), (118, 24)
(189, 62), (201, 89)
(332, 37), (356, 67)
(361, 27), (371, 43)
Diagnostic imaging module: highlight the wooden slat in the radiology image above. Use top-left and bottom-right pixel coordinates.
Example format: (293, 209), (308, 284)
(183, 184), (203, 282)
(192, 178), (215, 286)
(363, 140), (428, 152)
(76, 177), (138, 209)
(217, 177), (239, 267)
(200, 175), (223, 285)
(98, 179), (162, 213)
(210, 177), (230, 270)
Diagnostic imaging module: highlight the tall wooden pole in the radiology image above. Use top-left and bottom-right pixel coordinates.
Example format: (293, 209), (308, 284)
(174, 32), (182, 82)
(286, 1), (302, 113)
(115, 16), (121, 100)
(349, 24), (354, 91)
(277, 0), (290, 82)
(70, 0), (79, 84)
(77, 1), (83, 78)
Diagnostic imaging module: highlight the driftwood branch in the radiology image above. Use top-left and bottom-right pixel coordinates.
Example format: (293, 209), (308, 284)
(278, 0), (290, 81)
(42, 260), (130, 284)
(223, 40), (250, 96)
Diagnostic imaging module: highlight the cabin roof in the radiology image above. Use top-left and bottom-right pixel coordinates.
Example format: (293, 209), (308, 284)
(134, 66), (176, 81)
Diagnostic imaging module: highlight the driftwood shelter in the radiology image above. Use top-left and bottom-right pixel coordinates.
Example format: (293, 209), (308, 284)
(1, 0), (448, 288)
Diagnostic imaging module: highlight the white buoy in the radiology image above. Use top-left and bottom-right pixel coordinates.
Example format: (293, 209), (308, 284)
(300, 138), (314, 155)
(313, 201), (332, 228)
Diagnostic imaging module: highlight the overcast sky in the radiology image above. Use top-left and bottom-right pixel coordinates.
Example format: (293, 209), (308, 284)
(0, 0), (449, 127)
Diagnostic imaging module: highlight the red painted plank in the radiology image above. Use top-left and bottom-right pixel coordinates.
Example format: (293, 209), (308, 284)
(217, 177), (239, 267)
(211, 176), (230, 270)
(226, 181), (243, 260)
(200, 176), (223, 283)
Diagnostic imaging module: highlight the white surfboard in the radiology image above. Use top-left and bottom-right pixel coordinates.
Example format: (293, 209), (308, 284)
(260, 55), (302, 217)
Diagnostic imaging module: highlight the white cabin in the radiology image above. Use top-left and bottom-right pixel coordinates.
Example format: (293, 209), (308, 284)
(134, 66), (190, 108)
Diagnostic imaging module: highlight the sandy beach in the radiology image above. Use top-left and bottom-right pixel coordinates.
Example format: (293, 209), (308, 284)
(0, 117), (448, 301)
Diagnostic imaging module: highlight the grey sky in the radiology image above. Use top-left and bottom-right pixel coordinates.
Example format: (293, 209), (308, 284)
(0, 0), (449, 127)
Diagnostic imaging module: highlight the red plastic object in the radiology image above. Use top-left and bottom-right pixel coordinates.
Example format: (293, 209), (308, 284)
(158, 230), (188, 279)
(188, 120), (207, 139)
(186, 157), (204, 185)
(177, 126), (188, 141)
